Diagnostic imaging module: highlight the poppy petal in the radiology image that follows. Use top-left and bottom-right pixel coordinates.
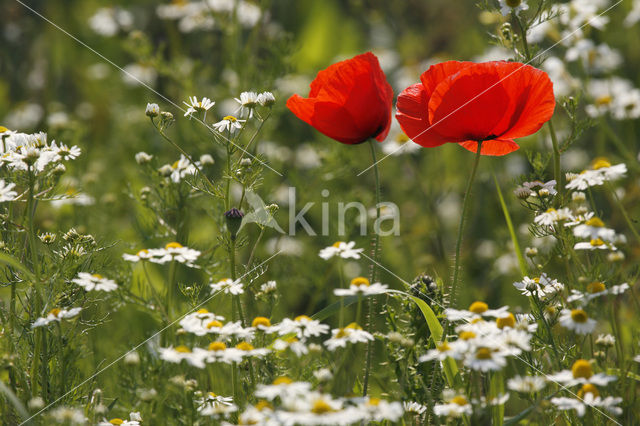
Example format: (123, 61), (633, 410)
(419, 61), (474, 95)
(286, 94), (317, 127)
(395, 83), (449, 147)
(458, 139), (520, 156)
(310, 101), (366, 145)
(428, 64), (510, 142)
(492, 63), (556, 139)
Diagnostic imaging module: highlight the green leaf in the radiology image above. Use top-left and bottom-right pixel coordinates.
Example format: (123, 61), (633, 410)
(493, 172), (527, 276)
(0, 379), (30, 422)
(0, 251), (35, 282)
(386, 290), (461, 388)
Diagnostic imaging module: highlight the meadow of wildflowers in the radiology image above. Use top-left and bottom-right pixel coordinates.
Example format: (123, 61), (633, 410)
(1, 0), (640, 424)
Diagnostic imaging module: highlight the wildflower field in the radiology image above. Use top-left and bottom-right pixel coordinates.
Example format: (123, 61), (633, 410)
(2, 0), (640, 424)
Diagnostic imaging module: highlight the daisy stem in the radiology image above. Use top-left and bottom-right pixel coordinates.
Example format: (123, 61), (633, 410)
(513, 13), (531, 60)
(547, 120), (564, 200)
(450, 142), (482, 317)
(606, 181), (640, 244)
(26, 168), (45, 398)
(362, 139), (381, 397)
(167, 260), (176, 319)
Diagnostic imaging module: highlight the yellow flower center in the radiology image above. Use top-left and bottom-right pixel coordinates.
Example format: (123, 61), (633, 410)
(475, 347), (493, 360)
(459, 331), (476, 340)
(396, 133), (410, 143)
(437, 342), (451, 352)
(451, 396), (468, 406)
(545, 306), (557, 316)
(592, 157), (611, 169)
(533, 277), (541, 283)
(311, 399), (333, 414)
(368, 397), (381, 406)
(295, 315), (312, 322)
(223, 115), (237, 122)
(172, 160), (179, 169)
(578, 383), (600, 399)
(585, 217), (605, 227)
(469, 301), (488, 314)
(252, 316), (271, 328)
(471, 318), (484, 324)
(0, 126), (8, 133)
(196, 308), (209, 314)
(272, 376), (292, 385)
(590, 238), (605, 247)
(350, 276), (370, 287)
(206, 320), (223, 329)
(92, 274), (104, 279)
(175, 345), (191, 353)
(335, 328), (348, 338)
(208, 341), (227, 351)
(496, 313), (516, 329)
(49, 308), (62, 317)
(236, 341), (254, 351)
(109, 420), (124, 425)
(136, 249), (149, 256)
(595, 95), (613, 106)
(332, 241), (344, 248)
(586, 281), (606, 294)
(345, 322), (362, 330)
(165, 242), (183, 249)
(255, 400), (272, 411)
(570, 309), (588, 323)
(545, 208), (556, 214)
(571, 359), (593, 379)
(208, 392), (217, 398)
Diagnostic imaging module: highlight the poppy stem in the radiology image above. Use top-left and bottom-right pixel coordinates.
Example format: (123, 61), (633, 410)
(362, 139), (381, 397)
(450, 142), (482, 317)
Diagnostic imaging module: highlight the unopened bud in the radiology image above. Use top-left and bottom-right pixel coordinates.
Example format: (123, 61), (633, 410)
(224, 208), (244, 239)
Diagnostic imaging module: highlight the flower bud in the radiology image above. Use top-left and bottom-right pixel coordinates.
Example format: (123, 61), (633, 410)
(145, 103), (160, 118)
(200, 154), (214, 165)
(224, 208), (244, 239)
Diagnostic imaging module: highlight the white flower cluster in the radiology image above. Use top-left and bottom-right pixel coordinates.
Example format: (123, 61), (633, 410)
(32, 307), (82, 328)
(156, 0), (261, 33)
(71, 272), (118, 292)
(420, 302), (533, 372)
(123, 242), (201, 267)
(229, 378), (403, 425)
(319, 241), (364, 260)
(565, 158), (627, 191)
(1, 130), (81, 174)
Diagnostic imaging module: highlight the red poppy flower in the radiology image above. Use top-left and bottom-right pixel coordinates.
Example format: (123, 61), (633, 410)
(287, 52), (394, 145)
(396, 61), (555, 156)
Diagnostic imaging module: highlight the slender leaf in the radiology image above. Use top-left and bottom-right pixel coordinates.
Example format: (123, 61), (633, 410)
(493, 172), (527, 276)
(0, 252), (35, 282)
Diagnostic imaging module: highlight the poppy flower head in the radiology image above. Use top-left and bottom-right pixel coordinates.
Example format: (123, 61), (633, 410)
(287, 52), (394, 145)
(396, 60), (555, 156)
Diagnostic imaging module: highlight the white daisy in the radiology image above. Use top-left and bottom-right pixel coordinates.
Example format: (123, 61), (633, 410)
(551, 392), (622, 418)
(567, 282), (629, 304)
(272, 337), (309, 357)
(32, 307), (82, 328)
(444, 301), (510, 322)
(324, 323), (374, 351)
(559, 308), (597, 334)
(179, 309), (226, 336)
(211, 115), (245, 133)
(71, 272), (118, 292)
(513, 274), (564, 299)
(123, 242), (201, 267)
(333, 276), (388, 296)
(498, 0), (529, 16)
(210, 278), (244, 295)
(318, 241), (363, 260)
(234, 91), (258, 117)
(183, 96), (215, 118)
(0, 179), (18, 202)
(275, 315), (330, 339)
(145, 103), (160, 117)
(534, 207), (573, 226)
(507, 375), (546, 393)
(465, 346), (508, 372)
(403, 401), (427, 415)
(433, 395), (472, 417)
(254, 377), (312, 401)
(547, 359), (617, 387)
(257, 91), (276, 107)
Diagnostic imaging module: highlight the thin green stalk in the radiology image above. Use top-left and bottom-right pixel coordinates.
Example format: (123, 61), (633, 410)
(166, 260), (177, 319)
(450, 142), (483, 314)
(492, 171), (527, 276)
(548, 120), (563, 199)
(225, 143), (232, 211)
(26, 168), (44, 398)
(363, 139), (381, 397)
(513, 13), (530, 59)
